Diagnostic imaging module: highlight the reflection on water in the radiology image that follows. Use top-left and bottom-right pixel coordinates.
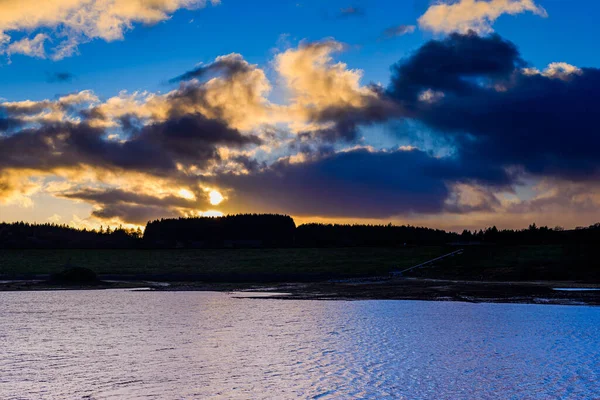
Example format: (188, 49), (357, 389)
(1, 290), (599, 399)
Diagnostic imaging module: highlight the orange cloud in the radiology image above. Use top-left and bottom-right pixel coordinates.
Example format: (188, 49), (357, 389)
(419, 0), (547, 34)
(0, 0), (219, 59)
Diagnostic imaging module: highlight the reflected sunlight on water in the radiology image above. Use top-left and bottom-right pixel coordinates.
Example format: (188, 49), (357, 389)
(1, 290), (599, 399)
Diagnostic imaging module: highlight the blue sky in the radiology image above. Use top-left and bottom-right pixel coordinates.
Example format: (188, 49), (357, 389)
(1, 0), (599, 231)
(2, 0), (599, 102)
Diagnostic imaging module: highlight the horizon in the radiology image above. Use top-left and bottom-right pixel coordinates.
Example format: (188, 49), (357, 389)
(2, 213), (599, 235)
(1, 0), (599, 232)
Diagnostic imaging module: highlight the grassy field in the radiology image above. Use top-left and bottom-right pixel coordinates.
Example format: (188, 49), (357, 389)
(405, 245), (599, 281)
(0, 247), (447, 281)
(3, 245), (596, 282)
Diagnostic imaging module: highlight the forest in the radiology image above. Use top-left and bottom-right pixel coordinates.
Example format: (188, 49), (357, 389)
(0, 214), (599, 249)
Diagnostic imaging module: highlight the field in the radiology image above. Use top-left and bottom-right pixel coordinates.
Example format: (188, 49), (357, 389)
(405, 244), (599, 281)
(2, 244), (597, 283)
(0, 247), (447, 281)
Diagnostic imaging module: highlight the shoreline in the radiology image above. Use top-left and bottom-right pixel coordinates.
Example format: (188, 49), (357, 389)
(1, 277), (599, 306)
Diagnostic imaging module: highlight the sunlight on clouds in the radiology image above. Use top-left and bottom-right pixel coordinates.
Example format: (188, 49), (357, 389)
(178, 189), (196, 200)
(275, 40), (379, 131)
(47, 214), (62, 223)
(0, 170), (43, 208)
(419, 0), (547, 34)
(445, 183), (501, 213)
(522, 62), (583, 80)
(201, 210), (224, 217)
(89, 56), (273, 132)
(2, 35), (598, 231)
(6, 33), (48, 58)
(0, 0), (219, 59)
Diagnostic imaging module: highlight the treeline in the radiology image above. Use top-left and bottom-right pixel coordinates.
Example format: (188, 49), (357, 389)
(0, 216), (599, 249)
(458, 223), (600, 245)
(296, 223), (454, 247)
(144, 214), (296, 248)
(0, 222), (142, 249)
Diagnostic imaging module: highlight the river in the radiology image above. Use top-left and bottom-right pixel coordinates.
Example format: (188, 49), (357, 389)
(1, 290), (599, 399)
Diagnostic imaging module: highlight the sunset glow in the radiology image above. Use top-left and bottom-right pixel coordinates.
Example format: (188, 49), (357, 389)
(0, 0), (598, 231)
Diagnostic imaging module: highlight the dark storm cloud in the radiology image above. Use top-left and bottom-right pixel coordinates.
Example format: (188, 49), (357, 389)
(60, 188), (207, 224)
(92, 203), (182, 225)
(388, 32), (525, 103)
(307, 85), (400, 142)
(418, 68), (600, 179)
(218, 147), (510, 218)
(307, 32), (600, 183)
(0, 117), (23, 132)
(169, 54), (253, 83)
(60, 188), (205, 209)
(134, 113), (261, 167)
(46, 72), (75, 83)
(0, 114), (261, 175)
(386, 32), (600, 180)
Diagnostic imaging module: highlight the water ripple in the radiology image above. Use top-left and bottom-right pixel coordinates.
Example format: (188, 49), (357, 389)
(0, 291), (599, 399)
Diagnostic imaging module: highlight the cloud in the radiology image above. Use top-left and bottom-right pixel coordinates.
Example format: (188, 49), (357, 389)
(0, 0), (219, 60)
(275, 40), (365, 111)
(388, 32), (524, 102)
(1, 90), (100, 125)
(0, 117), (24, 132)
(165, 54), (273, 130)
(59, 187), (210, 224)
(523, 62), (583, 80)
(47, 72), (75, 83)
(0, 53), (267, 224)
(217, 146), (510, 218)
(380, 25), (416, 40)
(0, 170), (42, 207)
(505, 180), (600, 215)
(274, 40), (390, 140)
(6, 33), (49, 58)
(169, 53), (255, 83)
(418, 0), (547, 34)
(0, 50), (275, 224)
(91, 203), (182, 224)
(443, 183), (501, 214)
(387, 33), (600, 181)
(2, 35), (599, 227)
(217, 147), (448, 217)
(0, 115), (260, 176)
(48, 214), (62, 223)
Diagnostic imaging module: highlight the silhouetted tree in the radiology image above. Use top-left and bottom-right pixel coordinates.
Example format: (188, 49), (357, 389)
(143, 214), (296, 248)
(1, 218), (599, 249)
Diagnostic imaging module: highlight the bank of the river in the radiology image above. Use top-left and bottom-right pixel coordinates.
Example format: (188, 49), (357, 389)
(243, 278), (600, 305)
(2, 277), (599, 306)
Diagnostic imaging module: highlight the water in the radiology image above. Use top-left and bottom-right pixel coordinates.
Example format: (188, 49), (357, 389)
(1, 291), (599, 399)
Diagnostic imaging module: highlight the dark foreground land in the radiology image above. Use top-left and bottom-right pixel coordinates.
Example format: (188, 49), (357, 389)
(0, 247), (444, 281)
(1, 245), (599, 305)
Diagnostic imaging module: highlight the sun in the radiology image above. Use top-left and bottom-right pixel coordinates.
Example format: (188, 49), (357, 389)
(209, 190), (224, 206)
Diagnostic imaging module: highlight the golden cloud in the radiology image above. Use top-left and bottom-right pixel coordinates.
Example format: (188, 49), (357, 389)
(0, 0), (219, 59)
(418, 0), (547, 34)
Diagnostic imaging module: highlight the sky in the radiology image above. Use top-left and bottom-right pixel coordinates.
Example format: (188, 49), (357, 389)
(0, 0), (599, 232)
